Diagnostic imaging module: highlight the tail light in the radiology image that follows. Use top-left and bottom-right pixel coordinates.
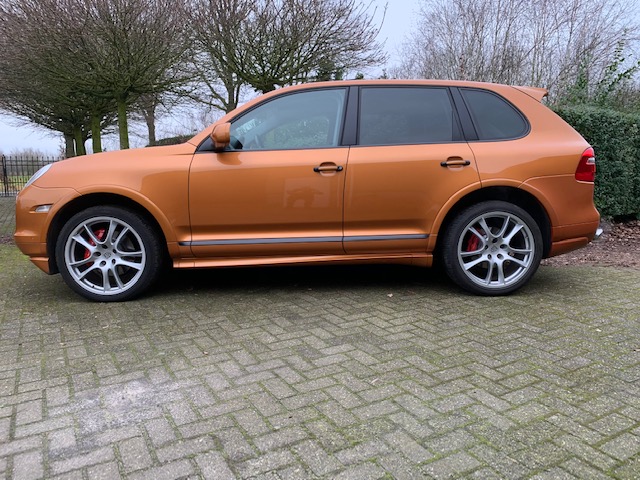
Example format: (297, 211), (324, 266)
(575, 147), (596, 182)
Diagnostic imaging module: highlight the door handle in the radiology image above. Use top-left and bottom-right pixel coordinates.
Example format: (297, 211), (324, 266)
(314, 164), (344, 173)
(440, 158), (471, 167)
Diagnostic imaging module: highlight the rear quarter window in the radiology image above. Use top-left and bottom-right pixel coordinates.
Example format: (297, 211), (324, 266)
(461, 88), (529, 140)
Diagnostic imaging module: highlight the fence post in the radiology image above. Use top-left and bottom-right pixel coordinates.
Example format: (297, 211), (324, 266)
(1, 155), (8, 197)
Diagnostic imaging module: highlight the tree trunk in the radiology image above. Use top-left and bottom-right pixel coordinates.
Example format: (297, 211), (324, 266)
(73, 127), (86, 156)
(64, 134), (75, 158)
(117, 98), (130, 150)
(143, 103), (157, 146)
(91, 114), (102, 153)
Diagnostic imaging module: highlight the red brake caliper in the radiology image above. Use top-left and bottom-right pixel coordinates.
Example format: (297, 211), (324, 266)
(467, 234), (480, 252)
(83, 228), (106, 261)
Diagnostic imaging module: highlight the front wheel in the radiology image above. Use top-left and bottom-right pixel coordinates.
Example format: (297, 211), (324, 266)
(441, 201), (543, 295)
(56, 206), (163, 302)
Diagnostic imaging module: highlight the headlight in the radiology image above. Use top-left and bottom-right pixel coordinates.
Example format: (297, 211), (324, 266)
(24, 164), (53, 188)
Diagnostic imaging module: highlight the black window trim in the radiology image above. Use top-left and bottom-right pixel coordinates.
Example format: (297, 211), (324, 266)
(196, 86), (351, 153)
(454, 87), (531, 142)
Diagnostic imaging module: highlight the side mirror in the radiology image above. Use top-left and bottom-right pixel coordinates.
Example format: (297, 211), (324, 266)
(210, 122), (231, 151)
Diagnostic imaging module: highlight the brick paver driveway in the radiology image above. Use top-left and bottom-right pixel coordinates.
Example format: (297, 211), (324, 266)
(1, 197), (639, 478)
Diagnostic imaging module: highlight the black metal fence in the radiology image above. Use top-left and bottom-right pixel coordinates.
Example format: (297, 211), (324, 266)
(1, 155), (63, 197)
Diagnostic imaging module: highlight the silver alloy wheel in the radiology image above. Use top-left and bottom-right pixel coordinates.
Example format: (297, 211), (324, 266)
(63, 216), (147, 296)
(456, 211), (535, 290)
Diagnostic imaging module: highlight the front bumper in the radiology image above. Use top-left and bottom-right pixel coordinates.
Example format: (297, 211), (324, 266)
(14, 186), (79, 274)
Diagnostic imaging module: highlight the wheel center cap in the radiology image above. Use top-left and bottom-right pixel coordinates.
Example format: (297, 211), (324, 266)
(104, 252), (112, 259)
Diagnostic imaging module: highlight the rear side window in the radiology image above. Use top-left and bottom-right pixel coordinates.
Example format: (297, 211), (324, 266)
(359, 87), (458, 146)
(461, 88), (528, 140)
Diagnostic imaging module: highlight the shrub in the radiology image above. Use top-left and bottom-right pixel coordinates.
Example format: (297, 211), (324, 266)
(554, 106), (640, 218)
(148, 135), (193, 147)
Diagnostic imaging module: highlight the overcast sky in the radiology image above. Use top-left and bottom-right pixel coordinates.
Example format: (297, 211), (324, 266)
(0, 0), (421, 156)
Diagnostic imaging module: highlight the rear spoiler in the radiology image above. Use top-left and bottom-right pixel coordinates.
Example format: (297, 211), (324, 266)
(513, 86), (548, 102)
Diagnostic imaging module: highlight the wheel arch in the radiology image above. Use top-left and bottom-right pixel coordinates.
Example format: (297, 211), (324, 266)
(47, 193), (170, 274)
(434, 186), (552, 258)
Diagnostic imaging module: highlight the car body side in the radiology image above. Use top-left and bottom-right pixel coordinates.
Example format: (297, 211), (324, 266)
(14, 79), (600, 276)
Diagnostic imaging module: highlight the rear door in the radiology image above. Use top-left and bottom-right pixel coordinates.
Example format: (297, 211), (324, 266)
(343, 86), (481, 254)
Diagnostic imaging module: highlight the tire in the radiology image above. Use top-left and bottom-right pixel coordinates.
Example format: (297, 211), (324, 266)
(441, 201), (543, 295)
(55, 206), (163, 302)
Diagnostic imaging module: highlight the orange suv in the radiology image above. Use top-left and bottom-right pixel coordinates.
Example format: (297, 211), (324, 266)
(15, 80), (600, 301)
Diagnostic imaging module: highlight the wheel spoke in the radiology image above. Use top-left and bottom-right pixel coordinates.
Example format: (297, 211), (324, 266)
(113, 226), (130, 250)
(483, 261), (494, 284)
(115, 247), (143, 257)
(76, 263), (100, 281)
(496, 261), (506, 284)
(72, 233), (95, 252)
(507, 256), (529, 268)
(116, 259), (143, 271)
(101, 268), (112, 291)
(463, 256), (487, 271)
(83, 224), (103, 245)
(105, 219), (118, 246)
(111, 267), (126, 289)
(68, 256), (95, 268)
(497, 215), (511, 238)
(478, 218), (492, 239)
(503, 223), (524, 244)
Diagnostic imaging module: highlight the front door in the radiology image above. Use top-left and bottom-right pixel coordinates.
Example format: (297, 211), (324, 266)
(188, 87), (349, 258)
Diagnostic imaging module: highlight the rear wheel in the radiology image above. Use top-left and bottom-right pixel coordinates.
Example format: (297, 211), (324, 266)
(441, 201), (543, 295)
(56, 206), (163, 302)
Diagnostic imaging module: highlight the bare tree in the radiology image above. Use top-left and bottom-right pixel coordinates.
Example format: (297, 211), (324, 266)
(0, 0), (192, 152)
(190, 0), (387, 113)
(394, 0), (639, 103)
(0, 0), (114, 156)
(72, 0), (193, 149)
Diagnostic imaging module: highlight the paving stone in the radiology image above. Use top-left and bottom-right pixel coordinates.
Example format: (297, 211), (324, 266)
(598, 432), (640, 461)
(85, 461), (122, 480)
(422, 451), (482, 478)
(195, 451), (235, 480)
(118, 436), (153, 473)
(236, 449), (297, 477)
(144, 417), (177, 447)
(50, 447), (115, 476)
(13, 450), (44, 480)
(128, 458), (195, 480)
(294, 440), (343, 476)
(156, 436), (217, 464)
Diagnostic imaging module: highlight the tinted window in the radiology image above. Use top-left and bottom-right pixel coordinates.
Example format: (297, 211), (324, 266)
(230, 89), (346, 150)
(359, 87), (457, 146)
(461, 88), (528, 140)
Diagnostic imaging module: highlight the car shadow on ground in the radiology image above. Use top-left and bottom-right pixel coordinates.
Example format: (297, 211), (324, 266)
(154, 264), (449, 296)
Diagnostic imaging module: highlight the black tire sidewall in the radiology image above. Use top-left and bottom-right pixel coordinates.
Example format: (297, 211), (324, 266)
(55, 206), (162, 302)
(441, 201), (543, 296)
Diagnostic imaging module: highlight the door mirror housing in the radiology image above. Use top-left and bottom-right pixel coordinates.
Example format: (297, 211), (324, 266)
(210, 122), (231, 151)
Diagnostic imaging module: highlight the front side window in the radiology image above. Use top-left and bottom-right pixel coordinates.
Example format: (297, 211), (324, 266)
(358, 87), (458, 146)
(460, 88), (529, 140)
(230, 88), (347, 150)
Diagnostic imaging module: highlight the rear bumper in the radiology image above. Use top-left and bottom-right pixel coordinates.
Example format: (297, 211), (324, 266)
(547, 219), (601, 258)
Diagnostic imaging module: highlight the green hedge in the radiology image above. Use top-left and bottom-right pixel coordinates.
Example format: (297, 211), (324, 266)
(554, 106), (640, 218)
(147, 135), (193, 147)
